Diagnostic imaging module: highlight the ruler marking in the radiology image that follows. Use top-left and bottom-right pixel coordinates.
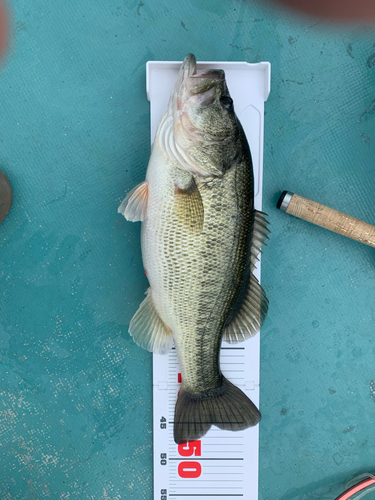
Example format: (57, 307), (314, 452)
(200, 444), (244, 446)
(171, 483), (243, 486)
(170, 488), (243, 490)
(198, 437), (243, 439)
(169, 495), (243, 497)
(169, 458), (243, 461)
(168, 421), (246, 424)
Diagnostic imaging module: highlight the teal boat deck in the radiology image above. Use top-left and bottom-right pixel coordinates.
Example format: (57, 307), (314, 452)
(0, 1), (374, 498)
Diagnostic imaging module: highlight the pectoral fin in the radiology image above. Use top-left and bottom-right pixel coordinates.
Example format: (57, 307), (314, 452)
(223, 273), (268, 344)
(118, 181), (148, 222)
(174, 178), (204, 233)
(129, 288), (173, 354)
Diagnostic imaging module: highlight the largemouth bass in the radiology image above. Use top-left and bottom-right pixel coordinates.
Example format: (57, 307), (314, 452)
(119, 54), (269, 444)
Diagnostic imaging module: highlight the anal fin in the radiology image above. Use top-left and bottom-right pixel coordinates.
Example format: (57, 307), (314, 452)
(129, 288), (173, 354)
(118, 181), (148, 222)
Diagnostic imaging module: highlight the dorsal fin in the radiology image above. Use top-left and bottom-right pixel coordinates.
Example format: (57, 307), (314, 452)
(249, 210), (270, 272)
(222, 273), (268, 344)
(222, 210), (270, 344)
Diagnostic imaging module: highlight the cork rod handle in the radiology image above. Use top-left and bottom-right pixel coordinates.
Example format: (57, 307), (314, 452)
(277, 191), (375, 248)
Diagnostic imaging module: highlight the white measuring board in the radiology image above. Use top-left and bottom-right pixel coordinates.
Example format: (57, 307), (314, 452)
(147, 59), (271, 500)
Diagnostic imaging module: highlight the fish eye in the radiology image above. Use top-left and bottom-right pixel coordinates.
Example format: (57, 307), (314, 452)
(220, 96), (233, 107)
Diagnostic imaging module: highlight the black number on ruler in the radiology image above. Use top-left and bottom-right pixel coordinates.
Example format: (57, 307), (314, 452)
(161, 489), (167, 500)
(160, 453), (167, 466)
(160, 416), (166, 429)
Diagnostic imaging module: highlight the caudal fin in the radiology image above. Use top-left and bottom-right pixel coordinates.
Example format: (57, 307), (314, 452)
(173, 377), (261, 444)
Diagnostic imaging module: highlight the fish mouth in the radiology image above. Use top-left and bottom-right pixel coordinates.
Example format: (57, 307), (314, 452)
(179, 53), (197, 81)
(168, 54), (227, 153)
(178, 53), (225, 95)
(171, 53), (226, 115)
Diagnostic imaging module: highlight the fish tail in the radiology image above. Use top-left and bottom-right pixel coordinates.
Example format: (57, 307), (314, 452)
(173, 377), (261, 444)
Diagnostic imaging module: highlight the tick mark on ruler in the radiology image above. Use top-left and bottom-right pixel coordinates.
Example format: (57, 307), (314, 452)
(169, 457), (243, 460)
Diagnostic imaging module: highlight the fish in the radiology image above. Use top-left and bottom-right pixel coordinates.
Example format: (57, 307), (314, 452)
(118, 53), (269, 444)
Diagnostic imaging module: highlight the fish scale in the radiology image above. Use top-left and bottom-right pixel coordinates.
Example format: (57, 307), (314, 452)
(192, 177), (251, 391)
(151, 169), (249, 393)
